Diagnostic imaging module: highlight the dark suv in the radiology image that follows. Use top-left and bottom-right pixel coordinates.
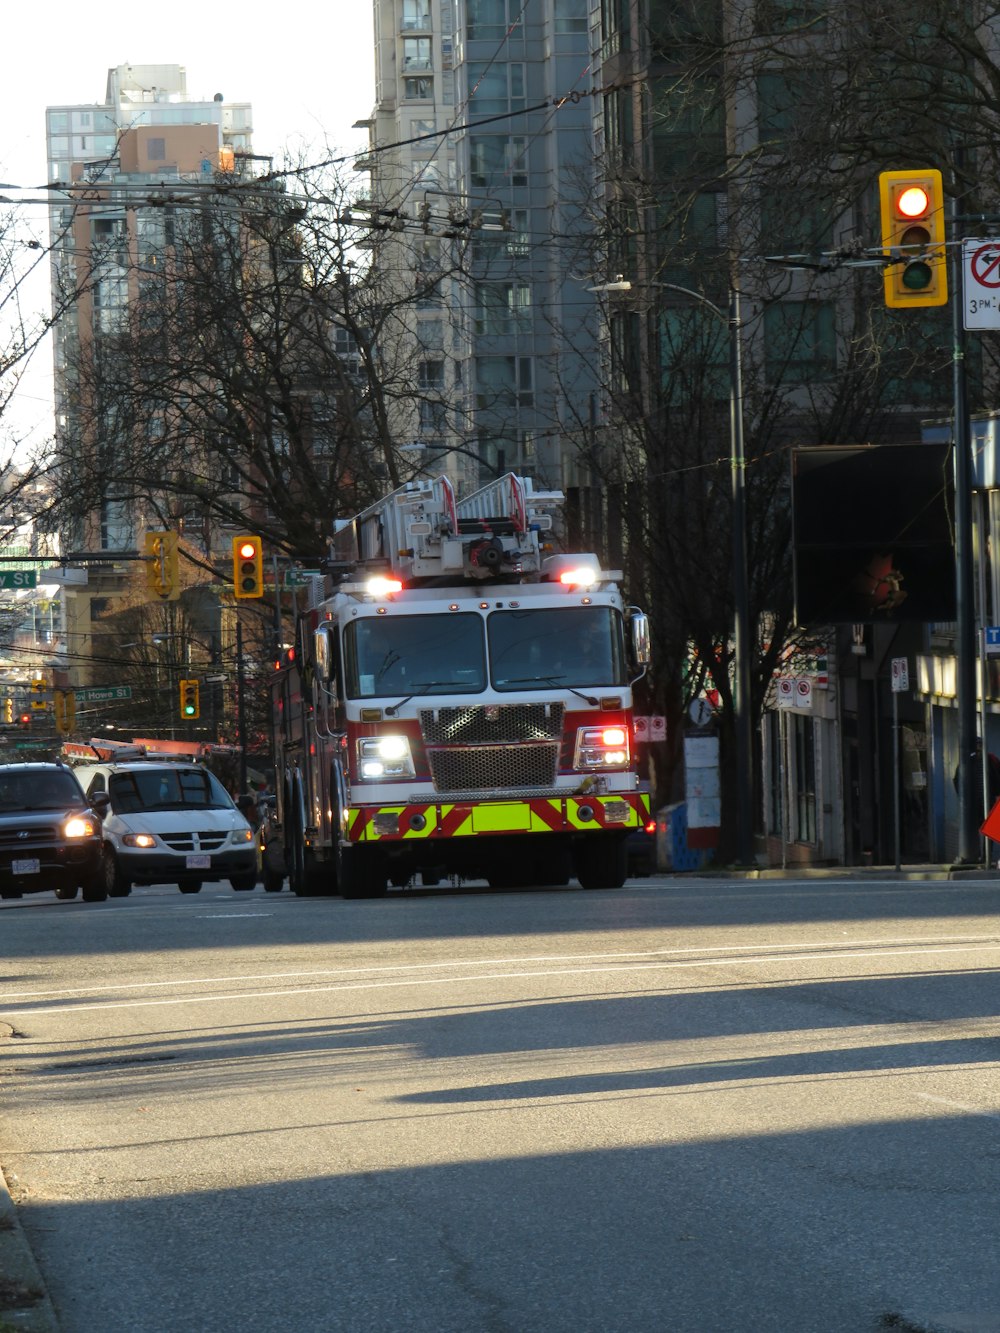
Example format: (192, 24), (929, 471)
(0, 763), (106, 902)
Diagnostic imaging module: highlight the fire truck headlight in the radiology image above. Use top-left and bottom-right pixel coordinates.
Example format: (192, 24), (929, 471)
(357, 735), (416, 779)
(574, 725), (631, 769)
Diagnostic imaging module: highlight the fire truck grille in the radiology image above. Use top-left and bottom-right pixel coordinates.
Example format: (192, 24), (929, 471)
(427, 744), (559, 793)
(420, 703), (563, 745)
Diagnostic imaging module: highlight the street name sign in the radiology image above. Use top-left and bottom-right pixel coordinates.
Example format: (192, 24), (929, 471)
(74, 685), (133, 703)
(0, 571), (37, 590)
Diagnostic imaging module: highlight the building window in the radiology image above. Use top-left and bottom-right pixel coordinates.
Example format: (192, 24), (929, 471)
(757, 70), (809, 152)
(147, 137), (166, 162)
(554, 0), (588, 32)
(475, 356), (533, 408)
(767, 713), (783, 836)
(793, 713), (816, 842)
(403, 37), (432, 71)
(467, 0), (522, 40)
(466, 63), (525, 115)
(475, 282), (532, 336)
(764, 300), (836, 384)
(402, 0), (431, 29)
(404, 77), (433, 100)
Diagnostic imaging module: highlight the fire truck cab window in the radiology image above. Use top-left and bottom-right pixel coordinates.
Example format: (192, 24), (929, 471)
(345, 614), (487, 697)
(489, 606), (625, 690)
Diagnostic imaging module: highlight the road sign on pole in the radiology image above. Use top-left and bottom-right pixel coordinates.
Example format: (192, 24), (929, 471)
(891, 657), (910, 692)
(963, 239), (1000, 330)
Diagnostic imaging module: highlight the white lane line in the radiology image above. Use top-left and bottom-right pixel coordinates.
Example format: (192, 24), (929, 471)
(1, 933), (996, 1001)
(5, 941), (1000, 1016)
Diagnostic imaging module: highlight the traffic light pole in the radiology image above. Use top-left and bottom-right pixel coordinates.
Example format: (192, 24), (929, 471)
(951, 192), (980, 865)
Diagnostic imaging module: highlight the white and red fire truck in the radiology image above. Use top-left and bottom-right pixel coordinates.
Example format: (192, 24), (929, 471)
(267, 473), (651, 897)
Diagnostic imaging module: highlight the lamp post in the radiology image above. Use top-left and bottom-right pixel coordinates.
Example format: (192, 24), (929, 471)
(589, 276), (755, 866)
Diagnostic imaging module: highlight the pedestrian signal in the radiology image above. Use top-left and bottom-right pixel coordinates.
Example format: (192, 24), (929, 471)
(232, 535), (264, 599)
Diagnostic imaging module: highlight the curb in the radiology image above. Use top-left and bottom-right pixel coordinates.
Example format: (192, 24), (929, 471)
(0, 1166), (58, 1332)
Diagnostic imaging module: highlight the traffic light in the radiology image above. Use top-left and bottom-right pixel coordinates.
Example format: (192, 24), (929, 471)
(30, 676), (49, 710)
(145, 530), (180, 601)
(232, 535), (264, 599)
(2, 698), (11, 724)
(54, 689), (76, 736)
(878, 168), (948, 308)
(179, 679), (200, 720)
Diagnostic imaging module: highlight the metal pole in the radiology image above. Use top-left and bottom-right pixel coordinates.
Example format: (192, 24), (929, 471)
(236, 616), (247, 794)
(730, 283), (754, 866)
(892, 685), (901, 872)
(952, 192), (978, 863)
(977, 491), (990, 864)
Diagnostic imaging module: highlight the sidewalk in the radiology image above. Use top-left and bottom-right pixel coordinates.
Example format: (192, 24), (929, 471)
(668, 861), (1000, 881)
(0, 1167), (58, 1332)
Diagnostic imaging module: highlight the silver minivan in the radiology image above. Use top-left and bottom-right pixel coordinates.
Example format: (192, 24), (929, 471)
(74, 759), (259, 895)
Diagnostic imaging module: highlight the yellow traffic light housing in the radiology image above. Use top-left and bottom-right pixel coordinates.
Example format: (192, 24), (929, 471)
(878, 169), (948, 308)
(30, 676), (49, 710)
(232, 535), (264, 599)
(179, 679), (200, 720)
(54, 689), (76, 736)
(145, 531), (180, 601)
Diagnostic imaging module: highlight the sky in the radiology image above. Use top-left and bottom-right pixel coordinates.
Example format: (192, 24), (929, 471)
(1, 2), (377, 456)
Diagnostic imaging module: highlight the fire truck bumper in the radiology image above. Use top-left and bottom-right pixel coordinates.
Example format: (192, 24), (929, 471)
(347, 792), (650, 842)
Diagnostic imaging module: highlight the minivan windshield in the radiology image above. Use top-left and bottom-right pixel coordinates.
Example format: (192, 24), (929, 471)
(108, 768), (234, 814)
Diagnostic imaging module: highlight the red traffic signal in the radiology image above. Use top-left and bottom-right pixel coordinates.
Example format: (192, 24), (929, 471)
(878, 169), (948, 308)
(232, 535), (264, 599)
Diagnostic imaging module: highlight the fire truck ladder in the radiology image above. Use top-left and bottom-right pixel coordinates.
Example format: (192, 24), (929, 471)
(334, 474), (564, 583)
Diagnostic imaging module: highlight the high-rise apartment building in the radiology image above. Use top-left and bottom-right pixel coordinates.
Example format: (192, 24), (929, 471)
(360, 0), (600, 500)
(45, 64), (254, 551)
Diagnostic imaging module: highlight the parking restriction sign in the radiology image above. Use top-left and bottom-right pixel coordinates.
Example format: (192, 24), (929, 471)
(891, 657), (909, 692)
(964, 239), (1000, 330)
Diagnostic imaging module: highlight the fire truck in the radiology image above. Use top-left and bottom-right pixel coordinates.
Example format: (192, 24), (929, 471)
(267, 473), (651, 897)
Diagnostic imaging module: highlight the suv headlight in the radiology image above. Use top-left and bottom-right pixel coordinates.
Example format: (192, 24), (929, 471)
(574, 726), (630, 769)
(356, 734), (415, 779)
(64, 815), (98, 839)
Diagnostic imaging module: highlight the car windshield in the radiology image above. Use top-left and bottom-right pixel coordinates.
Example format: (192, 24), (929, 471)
(345, 613), (486, 698)
(489, 606), (626, 690)
(108, 768), (233, 814)
(0, 771), (83, 811)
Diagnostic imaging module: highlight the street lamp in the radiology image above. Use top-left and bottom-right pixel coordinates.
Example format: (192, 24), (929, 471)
(589, 275), (755, 866)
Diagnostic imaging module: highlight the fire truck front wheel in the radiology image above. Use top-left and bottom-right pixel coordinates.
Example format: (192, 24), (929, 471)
(574, 835), (628, 890)
(337, 845), (388, 900)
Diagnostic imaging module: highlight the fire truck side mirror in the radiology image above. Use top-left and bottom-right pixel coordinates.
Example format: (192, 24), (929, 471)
(630, 611), (651, 668)
(314, 625), (336, 682)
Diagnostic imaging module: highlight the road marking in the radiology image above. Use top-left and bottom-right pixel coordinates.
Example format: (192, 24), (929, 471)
(0, 933), (997, 1000)
(4, 938), (1000, 1015)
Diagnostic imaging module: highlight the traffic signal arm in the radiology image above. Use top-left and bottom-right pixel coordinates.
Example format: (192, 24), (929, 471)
(878, 168), (948, 308)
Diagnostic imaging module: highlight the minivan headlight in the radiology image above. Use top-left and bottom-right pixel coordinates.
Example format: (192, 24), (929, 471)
(122, 832), (157, 848)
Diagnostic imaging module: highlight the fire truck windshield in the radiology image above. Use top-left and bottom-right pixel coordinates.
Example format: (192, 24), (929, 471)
(345, 613), (487, 698)
(489, 606), (625, 690)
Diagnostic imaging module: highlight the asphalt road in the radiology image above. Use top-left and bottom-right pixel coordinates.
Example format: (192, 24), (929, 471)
(2, 874), (1000, 1333)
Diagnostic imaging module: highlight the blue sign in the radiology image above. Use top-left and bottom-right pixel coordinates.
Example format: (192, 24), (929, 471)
(985, 626), (1000, 656)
